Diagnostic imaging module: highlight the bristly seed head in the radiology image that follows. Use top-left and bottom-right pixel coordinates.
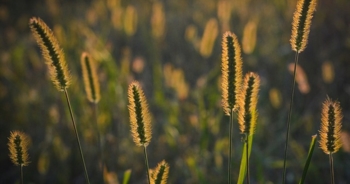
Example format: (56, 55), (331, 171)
(319, 97), (342, 154)
(81, 52), (101, 103)
(29, 17), (71, 91)
(150, 160), (169, 184)
(8, 131), (30, 166)
(221, 31), (243, 116)
(128, 81), (152, 147)
(290, 0), (318, 53)
(238, 72), (260, 135)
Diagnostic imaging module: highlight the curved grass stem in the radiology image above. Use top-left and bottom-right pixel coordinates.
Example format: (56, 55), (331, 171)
(282, 52), (299, 184)
(64, 89), (91, 184)
(143, 146), (151, 184)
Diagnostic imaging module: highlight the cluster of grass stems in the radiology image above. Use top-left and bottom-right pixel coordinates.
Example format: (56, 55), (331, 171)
(5, 0), (345, 183)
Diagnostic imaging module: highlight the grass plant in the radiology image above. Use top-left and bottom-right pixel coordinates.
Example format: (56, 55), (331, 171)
(237, 72), (260, 184)
(128, 81), (152, 184)
(221, 31), (242, 184)
(29, 17), (90, 184)
(319, 97), (342, 184)
(283, 0), (318, 183)
(81, 52), (103, 182)
(8, 131), (30, 184)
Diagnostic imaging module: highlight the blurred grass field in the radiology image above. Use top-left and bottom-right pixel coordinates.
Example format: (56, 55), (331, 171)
(1, 0), (350, 183)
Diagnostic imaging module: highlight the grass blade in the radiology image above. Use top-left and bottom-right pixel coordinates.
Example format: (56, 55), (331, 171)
(299, 135), (317, 184)
(237, 134), (253, 184)
(122, 169), (132, 184)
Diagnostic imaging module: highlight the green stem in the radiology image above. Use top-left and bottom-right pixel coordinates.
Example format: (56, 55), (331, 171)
(282, 52), (299, 184)
(64, 89), (91, 184)
(20, 165), (23, 184)
(246, 134), (250, 184)
(228, 109), (234, 184)
(143, 146), (151, 184)
(329, 153), (335, 184)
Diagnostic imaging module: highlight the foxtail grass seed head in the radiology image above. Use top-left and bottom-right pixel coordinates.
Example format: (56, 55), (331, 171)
(238, 72), (260, 135)
(221, 31), (243, 115)
(290, 0), (317, 53)
(8, 131), (30, 166)
(128, 81), (152, 146)
(319, 97), (342, 154)
(150, 160), (169, 184)
(81, 52), (101, 103)
(29, 17), (70, 91)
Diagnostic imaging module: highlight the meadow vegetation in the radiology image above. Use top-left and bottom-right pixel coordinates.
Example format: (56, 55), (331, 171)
(1, 0), (350, 183)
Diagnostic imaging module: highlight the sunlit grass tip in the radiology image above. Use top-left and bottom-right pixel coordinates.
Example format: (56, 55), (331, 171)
(8, 131), (30, 166)
(319, 97), (342, 154)
(221, 31), (243, 115)
(290, 0), (318, 53)
(81, 52), (101, 103)
(128, 81), (152, 146)
(29, 17), (70, 90)
(238, 72), (260, 135)
(150, 160), (170, 184)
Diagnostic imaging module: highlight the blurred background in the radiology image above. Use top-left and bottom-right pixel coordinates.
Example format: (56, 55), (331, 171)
(1, 0), (350, 183)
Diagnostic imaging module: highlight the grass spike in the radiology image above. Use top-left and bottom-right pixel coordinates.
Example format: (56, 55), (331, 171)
(238, 72), (260, 135)
(8, 131), (30, 184)
(81, 52), (101, 103)
(290, 0), (318, 53)
(29, 17), (70, 90)
(319, 97), (342, 184)
(8, 131), (30, 167)
(150, 160), (170, 184)
(221, 31), (243, 115)
(128, 81), (152, 147)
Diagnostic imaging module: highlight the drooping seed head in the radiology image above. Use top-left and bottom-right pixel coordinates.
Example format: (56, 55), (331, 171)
(150, 160), (169, 184)
(238, 72), (260, 135)
(221, 31), (243, 115)
(290, 0), (318, 53)
(81, 52), (101, 103)
(8, 131), (30, 166)
(128, 81), (152, 146)
(29, 17), (70, 90)
(319, 97), (342, 154)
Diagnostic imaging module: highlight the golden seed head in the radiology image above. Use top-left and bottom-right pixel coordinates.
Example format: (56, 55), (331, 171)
(29, 17), (70, 91)
(290, 0), (318, 53)
(221, 31), (243, 115)
(319, 97), (342, 154)
(81, 52), (101, 103)
(238, 72), (260, 135)
(150, 160), (169, 184)
(128, 81), (152, 146)
(8, 131), (30, 166)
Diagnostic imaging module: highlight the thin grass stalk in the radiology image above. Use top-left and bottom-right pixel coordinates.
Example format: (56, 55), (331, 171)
(20, 165), (23, 184)
(228, 109), (234, 184)
(329, 153), (335, 184)
(282, 52), (299, 184)
(64, 89), (90, 184)
(245, 134), (250, 184)
(144, 146), (151, 184)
